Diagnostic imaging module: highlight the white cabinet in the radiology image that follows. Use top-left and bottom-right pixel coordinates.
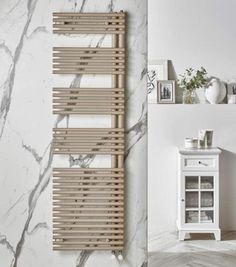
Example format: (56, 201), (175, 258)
(178, 148), (221, 241)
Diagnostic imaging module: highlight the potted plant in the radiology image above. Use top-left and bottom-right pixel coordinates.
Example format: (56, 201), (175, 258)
(177, 67), (208, 104)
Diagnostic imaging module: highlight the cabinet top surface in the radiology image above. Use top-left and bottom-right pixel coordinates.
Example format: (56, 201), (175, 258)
(178, 147), (221, 155)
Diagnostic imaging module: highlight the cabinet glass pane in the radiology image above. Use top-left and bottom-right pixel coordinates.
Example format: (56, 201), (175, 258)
(185, 176), (198, 189)
(200, 210), (214, 223)
(201, 176), (214, 189)
(186, 192), (199, 208)
(201, 192), (214, 207)
(186, 211), (199, 223)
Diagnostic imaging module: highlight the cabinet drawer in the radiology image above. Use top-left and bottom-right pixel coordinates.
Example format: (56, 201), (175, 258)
(182, 156), (218, 171)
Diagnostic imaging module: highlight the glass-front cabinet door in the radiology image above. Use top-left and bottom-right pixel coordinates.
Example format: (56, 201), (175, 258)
(183, 174), (215, 225)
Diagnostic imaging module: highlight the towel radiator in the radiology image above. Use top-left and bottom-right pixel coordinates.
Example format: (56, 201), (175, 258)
(52, 12), (126, 251)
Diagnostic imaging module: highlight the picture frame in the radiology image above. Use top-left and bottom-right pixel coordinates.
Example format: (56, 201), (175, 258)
(157, 80), (175, 104)
(227, 83), (236, 95)
(148, 60), (168, 103)
(227, 83), (236, 104)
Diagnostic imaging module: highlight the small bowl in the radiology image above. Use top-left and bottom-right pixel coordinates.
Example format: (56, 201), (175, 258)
(185, 138), (198, 149)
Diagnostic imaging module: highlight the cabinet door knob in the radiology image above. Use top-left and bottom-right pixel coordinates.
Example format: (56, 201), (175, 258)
(199, 160), (207, 166)
(181, 199), (185, 202)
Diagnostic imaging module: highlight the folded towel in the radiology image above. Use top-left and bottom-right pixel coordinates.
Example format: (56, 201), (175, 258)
(201, 182), (213, 189)
(186, 193), (198, 207)
(201, 193), (213, 207)
(186, 211), (213, 223)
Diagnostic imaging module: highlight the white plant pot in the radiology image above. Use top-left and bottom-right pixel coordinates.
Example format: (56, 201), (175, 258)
(205, 78), (226, 104)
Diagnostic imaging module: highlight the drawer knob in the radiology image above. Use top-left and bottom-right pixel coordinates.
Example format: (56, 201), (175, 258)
(181, 199), (185, 202)
(198, 161), (208, 166)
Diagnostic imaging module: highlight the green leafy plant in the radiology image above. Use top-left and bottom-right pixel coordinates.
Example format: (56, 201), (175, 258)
(177, 67), (208, 92)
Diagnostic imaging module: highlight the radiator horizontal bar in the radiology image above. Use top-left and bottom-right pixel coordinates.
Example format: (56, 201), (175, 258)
(53, 70), (125, 74)
(52, 140), (124, 145)
(53, 128), (124, 131)
(53, 18), (125, 23)
(53, 111), (124, 115)
(53, 196), (123, 200)
(53, 214), (124, 218)
(54, 240), (123, 245)
(53, 190), (124, 195)
(53, 59), (125, 63)
(53, 202), (124, 206)
(53, 229), (123, 234)
(53, 47), (125, 51)
(53, 173), (124, 177)
(54, 30), (125, 34)
(53, 246), (124, 251)
(53, 65), (125, 70)
(53, 207), (123, 212)
(53, 87), (124, 91)
(53, 12), (125, 16)
(53, 237), (124, 240)
(54, 184), (124, 189)
(53, 224), (124, 228)
(53, 24), (125, 29)
(53, 167), (124, 171)
(53, 219), (124, 223)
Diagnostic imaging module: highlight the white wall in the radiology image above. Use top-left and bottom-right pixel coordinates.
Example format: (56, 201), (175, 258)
(148, 0), (236, 238)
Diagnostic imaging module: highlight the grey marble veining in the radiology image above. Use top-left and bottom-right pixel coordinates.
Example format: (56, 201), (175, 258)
(0, 0), (147, 267)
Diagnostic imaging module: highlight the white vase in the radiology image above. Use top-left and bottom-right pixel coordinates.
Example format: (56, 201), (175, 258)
(205, 78), (226, 104)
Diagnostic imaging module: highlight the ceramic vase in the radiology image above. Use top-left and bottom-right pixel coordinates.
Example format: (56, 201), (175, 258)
(205, 78), (226, 104)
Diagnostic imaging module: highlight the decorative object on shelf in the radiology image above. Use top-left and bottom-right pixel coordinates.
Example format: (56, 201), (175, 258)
(205, 129), (213, 147)
(157, 80), (175, 104)
(198, 130), (206, 148)
(148, 60), (168, 103)
(184, 129), (214, 150)
(205, 77), (226, 104)
(227, 95), (236, 104)
(227, 82), (236, 94)
(198, 129), (214, 148)
(184, 138), (198, 149)
(177, 67), (208, 104)
(227, 82), (236, 104)
(182, 90), (196, 104)
(178, 148), (221, 241)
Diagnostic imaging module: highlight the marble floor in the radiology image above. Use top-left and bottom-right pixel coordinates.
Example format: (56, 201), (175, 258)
(148, 231), (236, 267)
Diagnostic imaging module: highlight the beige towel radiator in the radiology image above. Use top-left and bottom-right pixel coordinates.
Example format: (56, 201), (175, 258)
(52, 12), (126, 251)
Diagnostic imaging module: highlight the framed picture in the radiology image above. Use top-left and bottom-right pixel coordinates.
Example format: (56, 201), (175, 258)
(227, 83), (236, 95)
(148, 60), (168, 103)
(227, 82), (236, 104)
(157, 80), (175, 104)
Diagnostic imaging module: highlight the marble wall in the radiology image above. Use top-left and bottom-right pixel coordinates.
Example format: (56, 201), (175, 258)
(0, 1), (147, 266)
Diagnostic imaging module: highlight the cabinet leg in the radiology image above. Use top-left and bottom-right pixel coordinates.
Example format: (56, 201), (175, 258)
(179, 231), (186, 241)
(185, 233), (191, 239)
(214, 230), (221, 241)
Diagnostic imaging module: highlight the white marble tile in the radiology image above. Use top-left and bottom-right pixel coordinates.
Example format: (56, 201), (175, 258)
(0, 0), (147, 266)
